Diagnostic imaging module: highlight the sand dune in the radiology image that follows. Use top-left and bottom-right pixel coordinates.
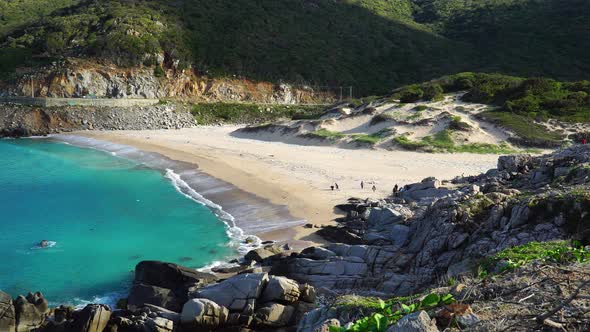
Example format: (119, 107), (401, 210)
(234, 93), (515, 149)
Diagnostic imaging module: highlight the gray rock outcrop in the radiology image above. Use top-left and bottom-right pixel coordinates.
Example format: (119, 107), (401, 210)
(127, 284), (183, 313)
(255, 303), (295, 327)
(194, 273), (269, 314)
(260, 276), (301, 304)
(386, 311), (439, 332)
(14, 292), (48, 332)
(0, 291), (15, 332)
(180, 298), (228, 329)
(70, 304), (111, 332)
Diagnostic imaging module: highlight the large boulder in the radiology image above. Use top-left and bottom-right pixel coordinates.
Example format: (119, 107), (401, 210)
(497, 154), (532, 173)
(180, 298), (228, 329)
(386, 311), (438, 332)
(146, 317), (174, 332)
(399, 178), (453, 202)
(300, 247), (337, 260)
(255, 303), (295, 328)
(135, 261), (217, 291)
(0, 291), (16, 332)
(194, 273), (269, 314)
(389, 224), (411, 248)
(259, 276), (301, 303)
(127, 284), (182, 312)
(70, 304), (111, 332)
(244, 244), (284, 263)
(14, 292), (48, 332)
(367, 208), (403, 231)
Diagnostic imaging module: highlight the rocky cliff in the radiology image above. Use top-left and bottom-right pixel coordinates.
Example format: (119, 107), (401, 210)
(0, 104), (195, 137)
(1, 59), (332, 104)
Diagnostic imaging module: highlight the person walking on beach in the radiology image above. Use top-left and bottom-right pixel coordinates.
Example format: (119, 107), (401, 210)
(335, 183), (339, 190)
(330, 185), (334, 191)
(361, 181), (364, 189)
(372, 184), (377, 192)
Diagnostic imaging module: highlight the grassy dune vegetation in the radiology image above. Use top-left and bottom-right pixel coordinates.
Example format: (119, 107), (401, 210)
(191, 103), (324, 124)
(392, 72), (590, 146)
(0, 1), (589, 95)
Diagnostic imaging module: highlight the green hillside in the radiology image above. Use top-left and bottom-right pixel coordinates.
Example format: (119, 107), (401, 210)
(0, 0), (589, 95)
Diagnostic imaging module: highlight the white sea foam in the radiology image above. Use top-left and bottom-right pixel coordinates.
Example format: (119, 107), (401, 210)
(164, 168), (262, 255)
(70, 290), (126, 310)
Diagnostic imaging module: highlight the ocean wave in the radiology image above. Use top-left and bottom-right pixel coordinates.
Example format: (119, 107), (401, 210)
(164, 169), (261, 255)
(70, 290), (126, 309)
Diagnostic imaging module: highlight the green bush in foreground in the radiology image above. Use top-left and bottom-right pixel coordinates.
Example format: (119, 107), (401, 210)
(331, 293), (455, 332)
(479, 241), (590, 277)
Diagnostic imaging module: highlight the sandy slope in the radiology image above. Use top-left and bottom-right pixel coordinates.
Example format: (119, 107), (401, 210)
(78, 126), (502, 245)
(236, 93), (516, 149)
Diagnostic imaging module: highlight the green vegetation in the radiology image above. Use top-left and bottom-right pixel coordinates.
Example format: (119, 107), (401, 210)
(392, 72), (589, 146)
(448, 116), (471, 131)
(1, 1), (589, 95)
(370, 113), (397, 126)
(190, 103), (324, 124)
(352, 129), (395, 145)
(348, 96), (382, 108)
(305, 129), (346, 141)
(479, 111), (563, 147)
(394, 135), (430, 150)
(394, 130), (516, 154)
(480, 241), (590, 276)
(394, 73), (590, 123)
(331, 293), (455, 332)
(153, 66), (165, 78)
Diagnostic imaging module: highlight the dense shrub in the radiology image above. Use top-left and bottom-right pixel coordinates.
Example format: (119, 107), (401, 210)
(394, 73), (590, 122)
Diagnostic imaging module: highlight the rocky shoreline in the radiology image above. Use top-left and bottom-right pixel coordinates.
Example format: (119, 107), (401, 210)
(0, 104), (196, 138)
(2, 146), (590, 331)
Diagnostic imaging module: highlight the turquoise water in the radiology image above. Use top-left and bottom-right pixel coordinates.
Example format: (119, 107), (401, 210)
(0, 139), (234, 305)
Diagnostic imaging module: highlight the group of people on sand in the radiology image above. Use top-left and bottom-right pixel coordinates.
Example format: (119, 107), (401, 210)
(331, 180), (395, 194)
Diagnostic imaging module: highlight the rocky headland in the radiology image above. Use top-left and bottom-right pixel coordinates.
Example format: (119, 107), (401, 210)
(2, 145), (590, 331)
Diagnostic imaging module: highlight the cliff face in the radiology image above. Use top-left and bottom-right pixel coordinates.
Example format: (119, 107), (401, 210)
(2, 59), (333, 104)
(0, 104), (196, 137)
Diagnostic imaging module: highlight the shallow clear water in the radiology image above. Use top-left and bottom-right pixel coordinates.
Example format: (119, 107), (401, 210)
(0, 139), (234, 305)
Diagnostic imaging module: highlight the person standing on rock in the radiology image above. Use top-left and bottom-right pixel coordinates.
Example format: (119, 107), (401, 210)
(393, 184), (398, 195)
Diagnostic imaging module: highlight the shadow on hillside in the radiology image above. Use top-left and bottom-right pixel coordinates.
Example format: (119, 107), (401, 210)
(175, 0), (475, 95)
(0, 0), (476, 95)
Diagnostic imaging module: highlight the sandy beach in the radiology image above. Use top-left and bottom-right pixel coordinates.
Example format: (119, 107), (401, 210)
(76, 126), (502, 246)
